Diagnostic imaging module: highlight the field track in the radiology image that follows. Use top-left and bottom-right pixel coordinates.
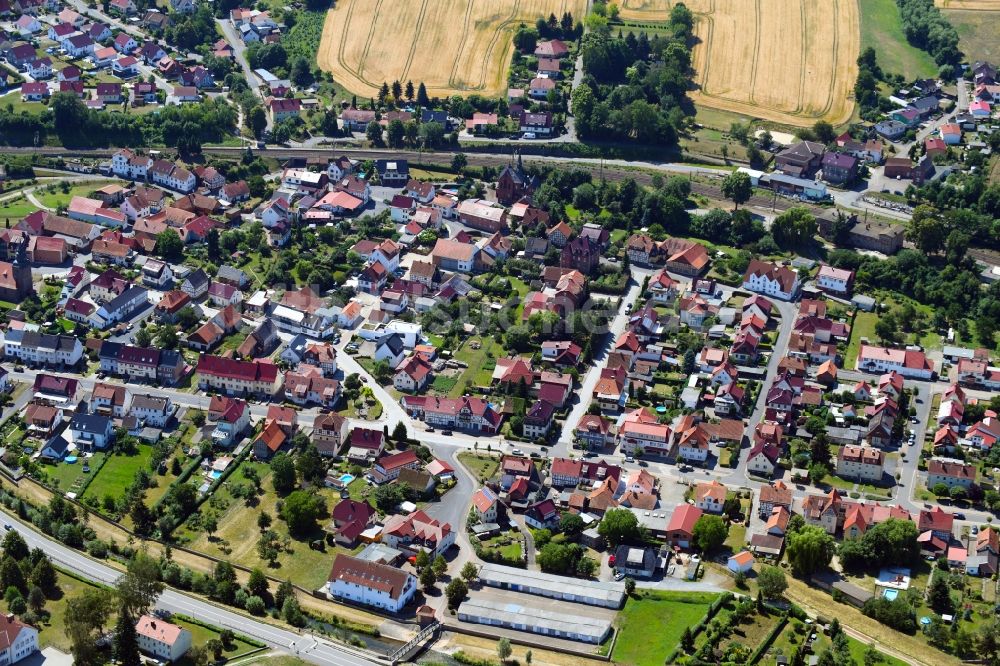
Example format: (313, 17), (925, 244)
(622, 0), (860, 126)
(317, 0), (586, 99)
(935, 0), (1000, 8)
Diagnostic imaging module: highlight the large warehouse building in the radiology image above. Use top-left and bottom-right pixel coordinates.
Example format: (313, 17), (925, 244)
(476, 563), (626, 608)
(457, 598), (612, 644)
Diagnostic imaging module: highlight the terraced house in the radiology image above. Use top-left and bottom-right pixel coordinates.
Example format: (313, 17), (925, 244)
(196, 355), (281, 397)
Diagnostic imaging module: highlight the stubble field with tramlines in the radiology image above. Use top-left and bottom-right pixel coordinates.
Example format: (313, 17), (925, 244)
(622, 0), (861, 127)
(934, 0), (1000, 9)
(316, 0), (587, 99)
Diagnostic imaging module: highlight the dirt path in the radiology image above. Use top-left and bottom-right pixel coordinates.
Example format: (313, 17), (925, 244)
(783, 576), (959, 666)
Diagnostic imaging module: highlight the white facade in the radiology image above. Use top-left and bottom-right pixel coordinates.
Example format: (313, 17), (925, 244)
(742, 272), (799, 301)
(327, 569), (416, 613)
(3, 333), (83, 367)
(0, 622), (38, 665)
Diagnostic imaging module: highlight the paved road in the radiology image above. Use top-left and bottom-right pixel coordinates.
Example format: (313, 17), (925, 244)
(551, 269), (645, 457)
(0, 507), (379, 666)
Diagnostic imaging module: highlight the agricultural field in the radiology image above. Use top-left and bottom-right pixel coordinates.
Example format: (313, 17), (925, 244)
(317, 0), (587, 98)
(943, 8), (1000, 61)
(618, 0), (859, 126)
(935, 0), (1000, 7)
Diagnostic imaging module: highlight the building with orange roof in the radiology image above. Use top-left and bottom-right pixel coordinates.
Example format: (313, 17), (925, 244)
(251, 419), (286, 460)
(727, 550), (755, 573)
(694, 480), (727, 514)
(135, 614), (192, 662)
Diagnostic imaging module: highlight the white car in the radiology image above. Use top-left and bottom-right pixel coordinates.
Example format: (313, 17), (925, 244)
(625, 455), (635, 463)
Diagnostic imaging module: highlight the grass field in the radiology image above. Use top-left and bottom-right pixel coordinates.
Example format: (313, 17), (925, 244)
(618, 0), (859, 126)
(845, 310), (877, 369)
(861, 0), (940, 79)
(612, 590), (717, 666)
(317, 0), (587, 98)
(1, 572), (92, 651)
(944, 8), (1000, 61)
(81, 445), (155, 503)
(0, 195), (39, 220)
(35, 182), (106, 211)
(184, 463), (362, 591)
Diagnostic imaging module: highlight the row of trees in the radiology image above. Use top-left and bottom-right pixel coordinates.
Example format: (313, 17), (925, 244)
(895, 0), (961, 66)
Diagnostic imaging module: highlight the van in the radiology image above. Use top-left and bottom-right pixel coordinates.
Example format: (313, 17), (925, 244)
(522, 132), (536, 139)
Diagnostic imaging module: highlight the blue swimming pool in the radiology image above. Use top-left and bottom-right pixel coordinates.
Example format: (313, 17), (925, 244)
(65, 455), (78, 464)
(883, 588), (899, 601)
(210, 470), (223, 480)
(338, 473), (355, 485)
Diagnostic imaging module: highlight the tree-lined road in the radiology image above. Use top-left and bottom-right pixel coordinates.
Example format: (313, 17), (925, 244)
(0, 507), (380, 666)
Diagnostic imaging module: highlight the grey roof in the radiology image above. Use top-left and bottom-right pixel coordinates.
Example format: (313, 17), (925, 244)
(184, 268), (209, 289)
(378, 333), (405, 356)
(217, 264), (248, 284)
(477, 563), (625, 606)
(70, 413), (112, 434)
(105, 286), (147, 314)
(457, 598), (611, 642)
(131, 394), (170, 411)
(42, 436), (69, 458)
(16, 330), (79, 352)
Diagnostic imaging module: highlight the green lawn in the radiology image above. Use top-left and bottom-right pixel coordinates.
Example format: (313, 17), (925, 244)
(0, 195), (39, 220)
(845, 311), (878, 369)
(35, 182), (105, 210)
(612, 591), (718, 666)
(81, 445), (155, 503)
(43, 453), (107, 495)
(458, 452), (500, 483)
(1, 572), (93, 651)
(172, 617), (260, 665)
(450, 337), (501, 397)
(429, 374), (458, 395)
(860, 0), (939, 79)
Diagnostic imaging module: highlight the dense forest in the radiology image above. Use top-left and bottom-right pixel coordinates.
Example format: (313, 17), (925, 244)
(573, 2), (694, 145)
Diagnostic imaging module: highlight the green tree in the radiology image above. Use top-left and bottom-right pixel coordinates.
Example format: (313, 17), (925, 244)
(280, 490), (327, 536)
(720, 171), (752, 210)
(624, 577), (636, 595)
(113, 604), (141, 666)
(928, 574), (953, 614)
(906, 205), (946, 254)
(116, 552), (164, 620)
(445, 578), (468, 609)
(392, 421), (408, 441)
(366, 121), (384, 147)
(432, 555), (447, 577)
(813, 120), (836, 143)
(758, 565), (788, 600)
(247, 568), (269, 600)
(386, 119), (405, 147)
(27, 586), (45, 613)
(692, 515), (728, 553)
(420, 565), (437, 591)
(154, 230), (184, 262)
(2, 531), (28, 562)
(597, 508), (640, 547)
(270, 453), (296, 494)
(498, 638), (512, 663)
(30, 557), (58, 596)
(248, 106), (267, 138)
(786, 525), (835, 576)
(65, 588), (115, 666)
(451, 153), (468, 172)
(460, 561), (479, 583)
(0, 557), (26, 595)
(771, 207), (818, 249)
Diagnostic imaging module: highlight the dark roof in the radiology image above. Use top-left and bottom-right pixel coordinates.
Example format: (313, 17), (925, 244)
(379, 333), (405, 356)
(70, 412), (112, 434)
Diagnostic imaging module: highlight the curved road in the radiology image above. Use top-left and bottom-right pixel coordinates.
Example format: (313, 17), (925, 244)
(0, 507), (380, 666)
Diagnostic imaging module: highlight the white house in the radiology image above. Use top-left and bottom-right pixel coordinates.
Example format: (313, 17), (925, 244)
(2, 330), (83, 367)
(135, 615), (192, 663)
(112, 148), (153, 179)
(326, 554), (416, 613)
(374, 334), (406, 368)
(0, 613), (38, 665)
(129, 394), (173, 427)
(742, 260), (801, 301)
(727, 551), (754, 574)
(856, 345), (935, 380)
(816, 265), (854, 295)
(69, 413), (114, 450)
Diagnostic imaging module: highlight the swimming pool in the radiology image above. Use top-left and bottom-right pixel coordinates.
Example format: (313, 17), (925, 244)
(338, 473), (355, 485)
(882, 588), (899, 601)
(209, 470), (223, 480)
(65, 456), (78, 464)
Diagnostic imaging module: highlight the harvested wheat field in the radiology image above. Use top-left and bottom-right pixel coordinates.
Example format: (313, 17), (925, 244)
(619, 0), (860, 126)
(317, 0), (587, 99)
(936, 0), (1000, 8)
